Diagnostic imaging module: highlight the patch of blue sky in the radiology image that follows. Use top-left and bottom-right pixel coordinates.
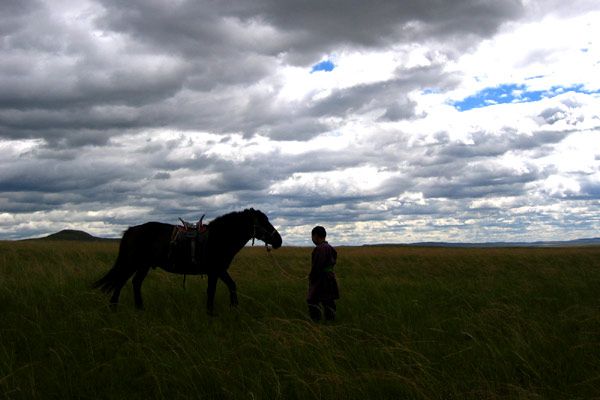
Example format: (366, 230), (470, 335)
(421, 88), (440, 94)
(453, 83), (599, 111)
(311, 60), (335, 73)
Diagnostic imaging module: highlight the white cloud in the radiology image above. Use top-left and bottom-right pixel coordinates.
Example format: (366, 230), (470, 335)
(445, 10), (600, 100)
(269, 166), (395, 198)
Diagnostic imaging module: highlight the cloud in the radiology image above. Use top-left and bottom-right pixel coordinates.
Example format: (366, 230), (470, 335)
(0, 0), (524, 145)
(0, 0), (599, 244)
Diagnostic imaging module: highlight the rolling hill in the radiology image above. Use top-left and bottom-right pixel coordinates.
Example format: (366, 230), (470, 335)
(34, 229), (117, 242)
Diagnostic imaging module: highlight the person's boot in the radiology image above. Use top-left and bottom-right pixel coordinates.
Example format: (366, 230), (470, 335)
(308, 304), (321, 322)
(324, 305), (336, 321)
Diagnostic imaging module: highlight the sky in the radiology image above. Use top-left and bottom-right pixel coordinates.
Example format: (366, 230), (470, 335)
(1, 0), (599, 245)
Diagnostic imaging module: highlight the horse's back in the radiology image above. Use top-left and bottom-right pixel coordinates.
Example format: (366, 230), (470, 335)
(125, 221), (172, 235)
(118, 222), (174, 265)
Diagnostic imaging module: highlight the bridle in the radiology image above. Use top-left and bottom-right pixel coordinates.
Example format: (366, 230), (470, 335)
(252, 223), (277, 248)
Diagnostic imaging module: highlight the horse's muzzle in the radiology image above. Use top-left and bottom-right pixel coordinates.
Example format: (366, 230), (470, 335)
(270, 231), (282, 249)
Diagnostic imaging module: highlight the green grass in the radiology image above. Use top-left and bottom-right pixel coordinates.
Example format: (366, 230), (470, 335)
(1, 241), (599, 399)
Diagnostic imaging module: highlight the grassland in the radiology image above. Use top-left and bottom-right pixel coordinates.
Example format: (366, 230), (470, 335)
(0, 240), (599, 399)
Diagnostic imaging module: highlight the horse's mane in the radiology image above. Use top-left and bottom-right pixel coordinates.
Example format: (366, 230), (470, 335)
(208, 209), (257, 230)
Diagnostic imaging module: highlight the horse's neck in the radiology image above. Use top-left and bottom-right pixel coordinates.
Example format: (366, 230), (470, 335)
(210, 215), (252, 250)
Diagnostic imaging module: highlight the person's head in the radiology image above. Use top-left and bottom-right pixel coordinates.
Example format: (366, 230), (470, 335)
(311, 226), (326, 245)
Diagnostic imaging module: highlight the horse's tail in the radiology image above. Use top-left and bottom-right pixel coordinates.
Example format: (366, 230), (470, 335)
(92, 230), (130, 293)
(92, 260), (124, 293)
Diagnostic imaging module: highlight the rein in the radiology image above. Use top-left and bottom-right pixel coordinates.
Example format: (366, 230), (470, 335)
(264, 245), (308, 281)
(250, 223), (306, 280)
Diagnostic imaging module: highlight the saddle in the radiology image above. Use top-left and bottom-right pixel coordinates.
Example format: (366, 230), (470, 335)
(169, 215), (209, 265)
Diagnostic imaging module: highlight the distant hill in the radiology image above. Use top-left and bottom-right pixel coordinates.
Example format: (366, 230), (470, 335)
(35, 229), (116, 242)
(365, 237), (600, 248)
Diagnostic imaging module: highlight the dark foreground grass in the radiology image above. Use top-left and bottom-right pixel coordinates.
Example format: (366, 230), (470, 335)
(0, 241), (599, 399)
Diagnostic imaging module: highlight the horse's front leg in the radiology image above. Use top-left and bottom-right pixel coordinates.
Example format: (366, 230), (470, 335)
(206, 273), (218, 316)
(219, 270), (238, 307)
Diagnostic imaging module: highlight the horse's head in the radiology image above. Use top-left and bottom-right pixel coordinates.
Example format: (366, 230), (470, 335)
(246, 208), (282, 249)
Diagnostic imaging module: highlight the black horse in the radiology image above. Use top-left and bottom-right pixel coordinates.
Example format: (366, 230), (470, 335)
(93, 208), (282, 314)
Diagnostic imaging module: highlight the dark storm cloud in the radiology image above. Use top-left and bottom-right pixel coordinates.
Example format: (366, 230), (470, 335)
(0, 60), (186, 111)
(222, 0), (523, 62)
(310, 65), (453, 120)
(420, 167), (540, 199)
(437, 129), (568, 159)
(97, 0), (523, 51)
(0, 0), (40, 36)
(0, 155), (145, 201)
(0, 0), (525, 144)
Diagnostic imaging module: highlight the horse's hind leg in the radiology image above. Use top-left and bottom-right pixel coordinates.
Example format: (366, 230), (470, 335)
(132, 266), (150, 310)
(109, 268), (136, 311)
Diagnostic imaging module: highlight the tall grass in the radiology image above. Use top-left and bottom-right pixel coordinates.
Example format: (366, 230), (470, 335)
(0, 241), (599, 399)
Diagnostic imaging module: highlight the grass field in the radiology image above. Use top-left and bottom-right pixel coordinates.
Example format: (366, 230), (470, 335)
(0, 240), (599, 399)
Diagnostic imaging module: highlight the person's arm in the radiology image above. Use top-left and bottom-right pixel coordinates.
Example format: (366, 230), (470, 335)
(310, 245), (334, 279)
(331, 247), (337, 268)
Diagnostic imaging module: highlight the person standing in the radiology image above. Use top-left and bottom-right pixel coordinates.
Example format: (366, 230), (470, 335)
(307, 226), (339, 321)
